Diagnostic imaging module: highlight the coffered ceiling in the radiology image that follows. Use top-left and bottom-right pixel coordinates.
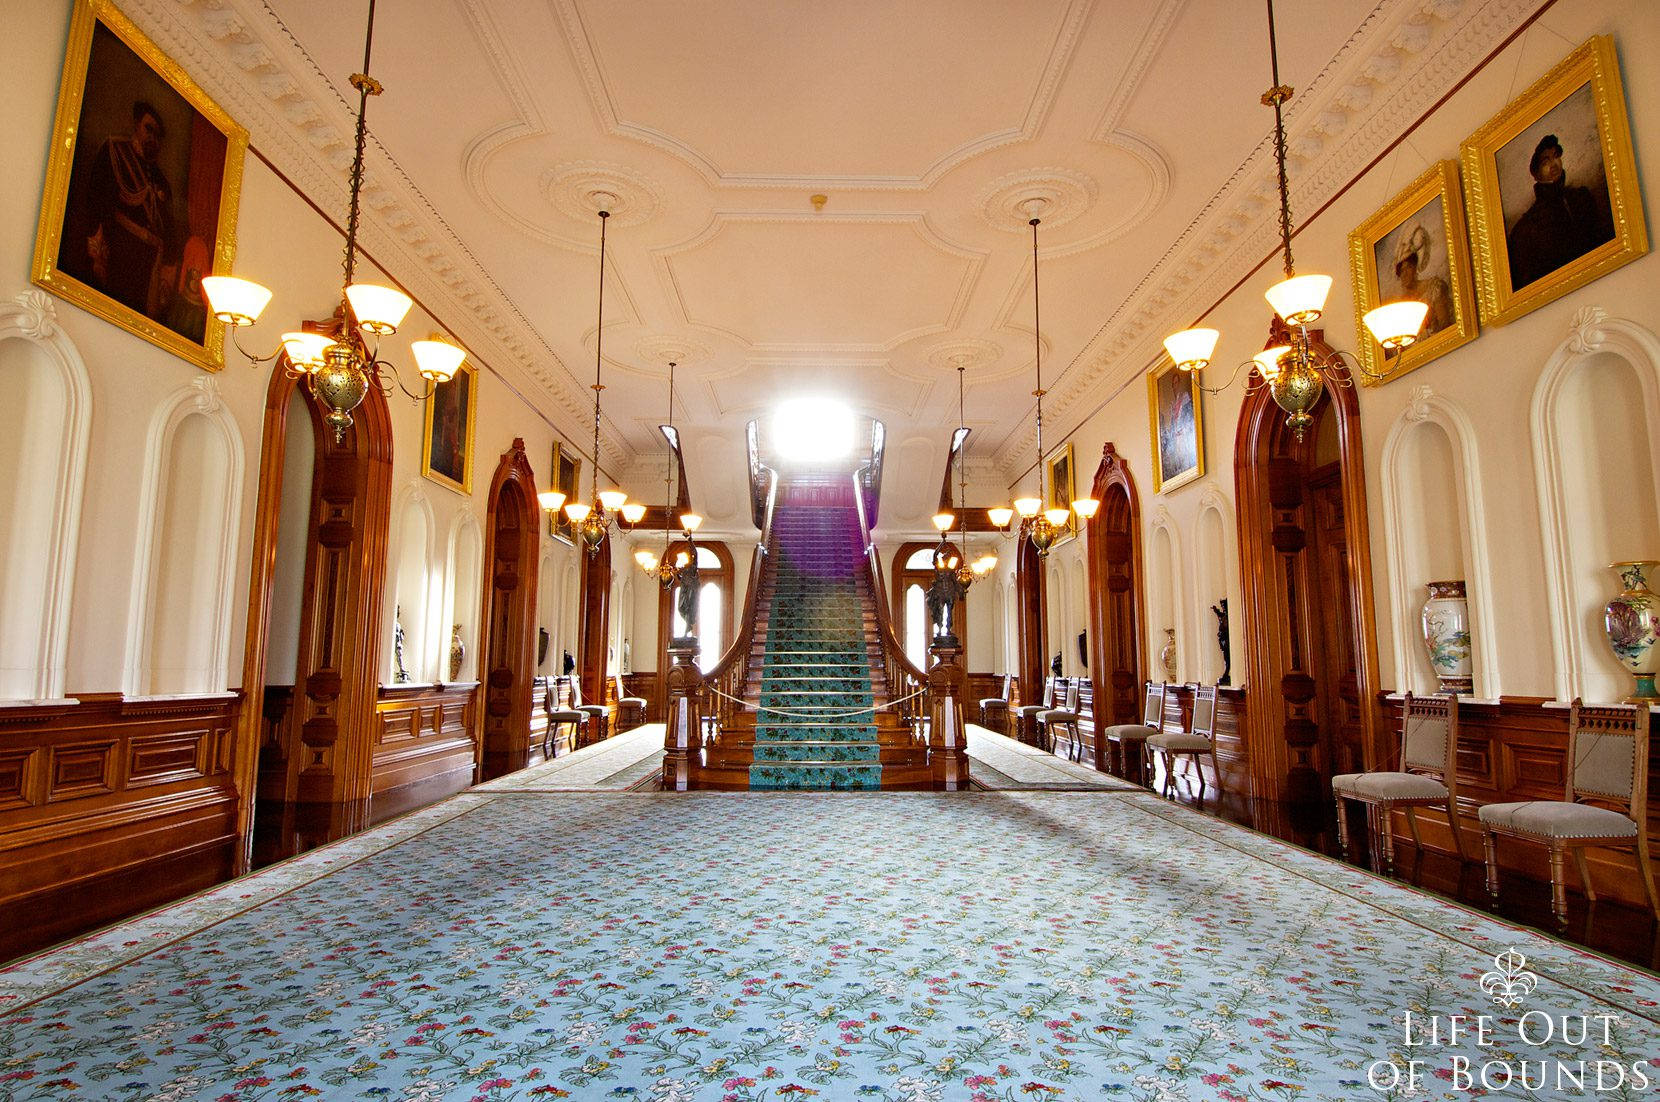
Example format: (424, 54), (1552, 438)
(122, 0), (1542, 524)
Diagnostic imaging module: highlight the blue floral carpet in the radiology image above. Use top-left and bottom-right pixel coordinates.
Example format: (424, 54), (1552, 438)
(2, 791), (1656, 1101)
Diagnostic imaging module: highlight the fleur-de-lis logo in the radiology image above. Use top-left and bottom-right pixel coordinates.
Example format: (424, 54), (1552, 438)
(1479, 948), (1537, 1009)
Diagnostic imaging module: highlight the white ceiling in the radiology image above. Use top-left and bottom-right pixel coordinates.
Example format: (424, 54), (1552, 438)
(126, 0), (1543, 525)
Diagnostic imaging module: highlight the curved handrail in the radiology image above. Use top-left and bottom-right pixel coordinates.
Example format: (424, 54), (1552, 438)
(693, 465), (777, 739)
(851, 467), (928, 738)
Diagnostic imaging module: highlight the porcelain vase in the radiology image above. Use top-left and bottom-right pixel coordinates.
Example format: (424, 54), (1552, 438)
(1420, 579), (1472, 694)
(1159, 627), (1177, 683)
(449, 624), (465, 683)
(1604, 560), (1660, 701)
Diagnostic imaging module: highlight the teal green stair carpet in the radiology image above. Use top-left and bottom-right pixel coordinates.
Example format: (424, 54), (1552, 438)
(749, 493), (883, 790)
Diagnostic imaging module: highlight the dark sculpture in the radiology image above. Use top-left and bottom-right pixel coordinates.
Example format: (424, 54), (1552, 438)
(1051, 652), (1063, 678)
(924, 543), (967, 646)
(674, 547), (701, 642)
(1212, 598), (1231, 686)
(562, 650), (575, 676)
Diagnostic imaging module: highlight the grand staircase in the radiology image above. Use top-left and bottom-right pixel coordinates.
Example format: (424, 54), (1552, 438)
(700, 478), (931, 789)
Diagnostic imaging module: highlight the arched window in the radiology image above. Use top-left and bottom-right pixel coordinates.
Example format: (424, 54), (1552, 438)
(892, 541), (967, 668)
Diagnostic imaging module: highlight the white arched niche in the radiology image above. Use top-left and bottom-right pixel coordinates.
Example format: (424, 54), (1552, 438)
(559, 559), (579, 677)
(442, 510), (484, 682)
(1192, 483), (1241, 687)
(1380, 386), (1499, 698)
(1069, 558), (1087, 675)
(1532, 309), (1660, 703)
(123, 377), (245, 696)
(0, 292), (90, 701)
(1147, 509), (1183, 683)
(536, 548), (557, 677)
(1002, 578), (1017, 676)
(386, 481), (437, 682)
(264, 389), (315, 688)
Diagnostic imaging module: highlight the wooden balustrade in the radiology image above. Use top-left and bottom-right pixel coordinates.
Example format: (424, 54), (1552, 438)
(850, 468), (934, 769)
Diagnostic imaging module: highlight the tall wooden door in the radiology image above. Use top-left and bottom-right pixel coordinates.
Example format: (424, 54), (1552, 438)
(1086, 442), (1145, 771)
(1307, 465), (1365, 777)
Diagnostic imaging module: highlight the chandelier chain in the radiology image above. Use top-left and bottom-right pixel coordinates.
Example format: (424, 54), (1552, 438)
(590, 209), (609, 503)
(1030, 216), (1043, 469)
(1264, 0), (1296, 280)
(340, 0), (380, 290)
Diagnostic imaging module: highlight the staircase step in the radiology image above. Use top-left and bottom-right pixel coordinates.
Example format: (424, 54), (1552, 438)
(752, 741), (881, 763)
(748, 762), (883, 790)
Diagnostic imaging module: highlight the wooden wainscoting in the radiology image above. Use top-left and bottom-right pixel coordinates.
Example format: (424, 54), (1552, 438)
(1380, 695), (1659, 909)
(373, 683), (478, 806)
(0, 692), (241, 962)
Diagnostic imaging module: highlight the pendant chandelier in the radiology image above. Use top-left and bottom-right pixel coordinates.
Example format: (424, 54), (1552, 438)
(201, 0), (464, 443)
(931, 363), (997, 586)
(1160, 0), (1427, 441)
(635, 360), (703, 586)
(563, 210), (645, 555)
(988, 213), (1098, 556)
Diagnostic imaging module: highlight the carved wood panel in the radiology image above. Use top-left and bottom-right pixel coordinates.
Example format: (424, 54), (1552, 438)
(478, 440), (542, 781)
(1085, 443), (1146, 772)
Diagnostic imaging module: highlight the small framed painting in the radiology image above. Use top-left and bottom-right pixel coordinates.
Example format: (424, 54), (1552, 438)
(422, 361), (477, 495)
(1147, 359), (1204, 494)
(1045, 442), (1077, 543)
(1347, 161), (1479, 383)
(549, 440), (581, 544)
(32, 0), (248, 371)
(1460, 35), (1647, 326)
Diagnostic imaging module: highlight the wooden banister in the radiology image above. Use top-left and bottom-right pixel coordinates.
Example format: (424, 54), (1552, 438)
(852, 467), (928, 741)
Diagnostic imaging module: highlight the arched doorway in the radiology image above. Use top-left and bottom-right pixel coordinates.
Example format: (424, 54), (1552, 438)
(1234, 322), (1382, 805)
(478, 439), (541, 780)
(234, 357), (393, 867)
(1014, 533), (1047, 715)
(1085, 442), (1144, 771)
(577, 528), (614, 741)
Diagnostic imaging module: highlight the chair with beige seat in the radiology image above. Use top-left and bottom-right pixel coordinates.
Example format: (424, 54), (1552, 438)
(1147, 683), (1223, 798)
(1332, 691), (1467, 875)
(1037, 679), (1084, 762)
(978, 673), (1014, 736)
(614, 673), (648, 732)
(1479, 699), (1658, 930)
(1100, 681), (1167, 786)
(1013, 677), (1056, 748)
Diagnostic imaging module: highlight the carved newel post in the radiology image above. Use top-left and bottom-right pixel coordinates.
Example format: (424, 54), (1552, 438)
(928, 639), (970, 791)
(662, 640), (701, 791)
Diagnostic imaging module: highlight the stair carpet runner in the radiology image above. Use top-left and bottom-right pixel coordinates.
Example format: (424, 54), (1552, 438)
(749, 498), (884, 790)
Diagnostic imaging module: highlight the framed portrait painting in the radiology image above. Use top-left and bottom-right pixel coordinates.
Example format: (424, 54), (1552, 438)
(549, 441), (581, 545)
(1147, 359), (1204, 495)
(1348, 161), (1479, 383)
(32, 0), (247, 371)
(1460, 35), (1647, 326)
(1045, 442), (1077, 543)
(422, 361), (477, 495)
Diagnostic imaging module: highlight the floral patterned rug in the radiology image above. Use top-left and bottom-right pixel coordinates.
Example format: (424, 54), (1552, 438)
(2, 791), (1656, 1101)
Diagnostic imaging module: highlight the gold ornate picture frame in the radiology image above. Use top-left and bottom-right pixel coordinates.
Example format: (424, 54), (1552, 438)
(1045, 442), (1077, 543)
(549, 440), (581, 545)
(421, 361), (477, 495)
(32, 0), (247, 371)
(1460, 35), (1647, 327)
(1348, 161), (1479, 383)
(1147, 359), (1204, 494)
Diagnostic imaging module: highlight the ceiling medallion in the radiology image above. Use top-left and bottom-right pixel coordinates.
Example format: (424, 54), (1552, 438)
(978, 168), (1097, 232)
(634, 335), (712, 368)
(543, 162), (662, 227)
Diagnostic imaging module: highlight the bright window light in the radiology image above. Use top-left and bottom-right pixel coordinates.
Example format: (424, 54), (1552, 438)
(772, 398), (855, 463)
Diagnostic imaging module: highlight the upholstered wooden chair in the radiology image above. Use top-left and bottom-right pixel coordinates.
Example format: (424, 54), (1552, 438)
(1100, 681), (1166, 785)
(1333, 691), (1466, 875)
(1147, 684), (1222, 798)
(613, 673), (648, 731)
(979, 673), (1014, 735)
(568, 677), (610, 745)
(543, 676), (586, 759)
(1038, 679), (1083, 762)
(1479, 699), (1658, 929)
(1014, 677), (1056, 747)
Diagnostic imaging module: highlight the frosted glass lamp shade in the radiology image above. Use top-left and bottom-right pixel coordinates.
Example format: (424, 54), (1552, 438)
(1363, 300), (1430, 349)
(1013, 497), (1042, 519)
(345, 283), (413, 335)
(634, 549), (658, 571)
(1253, 345), (1291, 383)
(1071, 497), (1100, 520)
(201, 276), (271, 325)
(1163, 327), (1219, 371)
(932, 512), (955, 532)
(597, 489), (628, 511)
(411, 338), (465, 381)
(1043, 508), (1070, 527)
(620, 502), (647, 524)
(537, 490), (567, 512)
(973, 554), (997, 575)
(679, 512), (704, 532)
(281, 331), (335, 372)
(987, 507), (1014, 528)
(564, 501), (592, 523)
(1264, 274), (1333, 325)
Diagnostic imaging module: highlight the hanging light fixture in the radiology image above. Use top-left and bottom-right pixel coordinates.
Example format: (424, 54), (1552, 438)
(1159, 0), (1423, 441)
(988, 212), (1099, 557)
(201, 0), (464, 442)
(564, 209), (643, 555)
(934, 363), (997, 588)
(635, 361), (703, 586)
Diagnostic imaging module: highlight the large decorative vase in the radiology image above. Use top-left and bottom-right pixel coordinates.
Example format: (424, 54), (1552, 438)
(1420, 580), (1472, 694)
(1159, 627), (1177, 682)
(449, 625), (466, 683)
(1604, 560), (1660, 701)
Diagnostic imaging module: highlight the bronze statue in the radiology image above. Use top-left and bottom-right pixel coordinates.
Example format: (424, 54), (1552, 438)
(674, 544), (701, 641)
(924, 542), (966, 646)
(1212, 599), (1231, 686)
